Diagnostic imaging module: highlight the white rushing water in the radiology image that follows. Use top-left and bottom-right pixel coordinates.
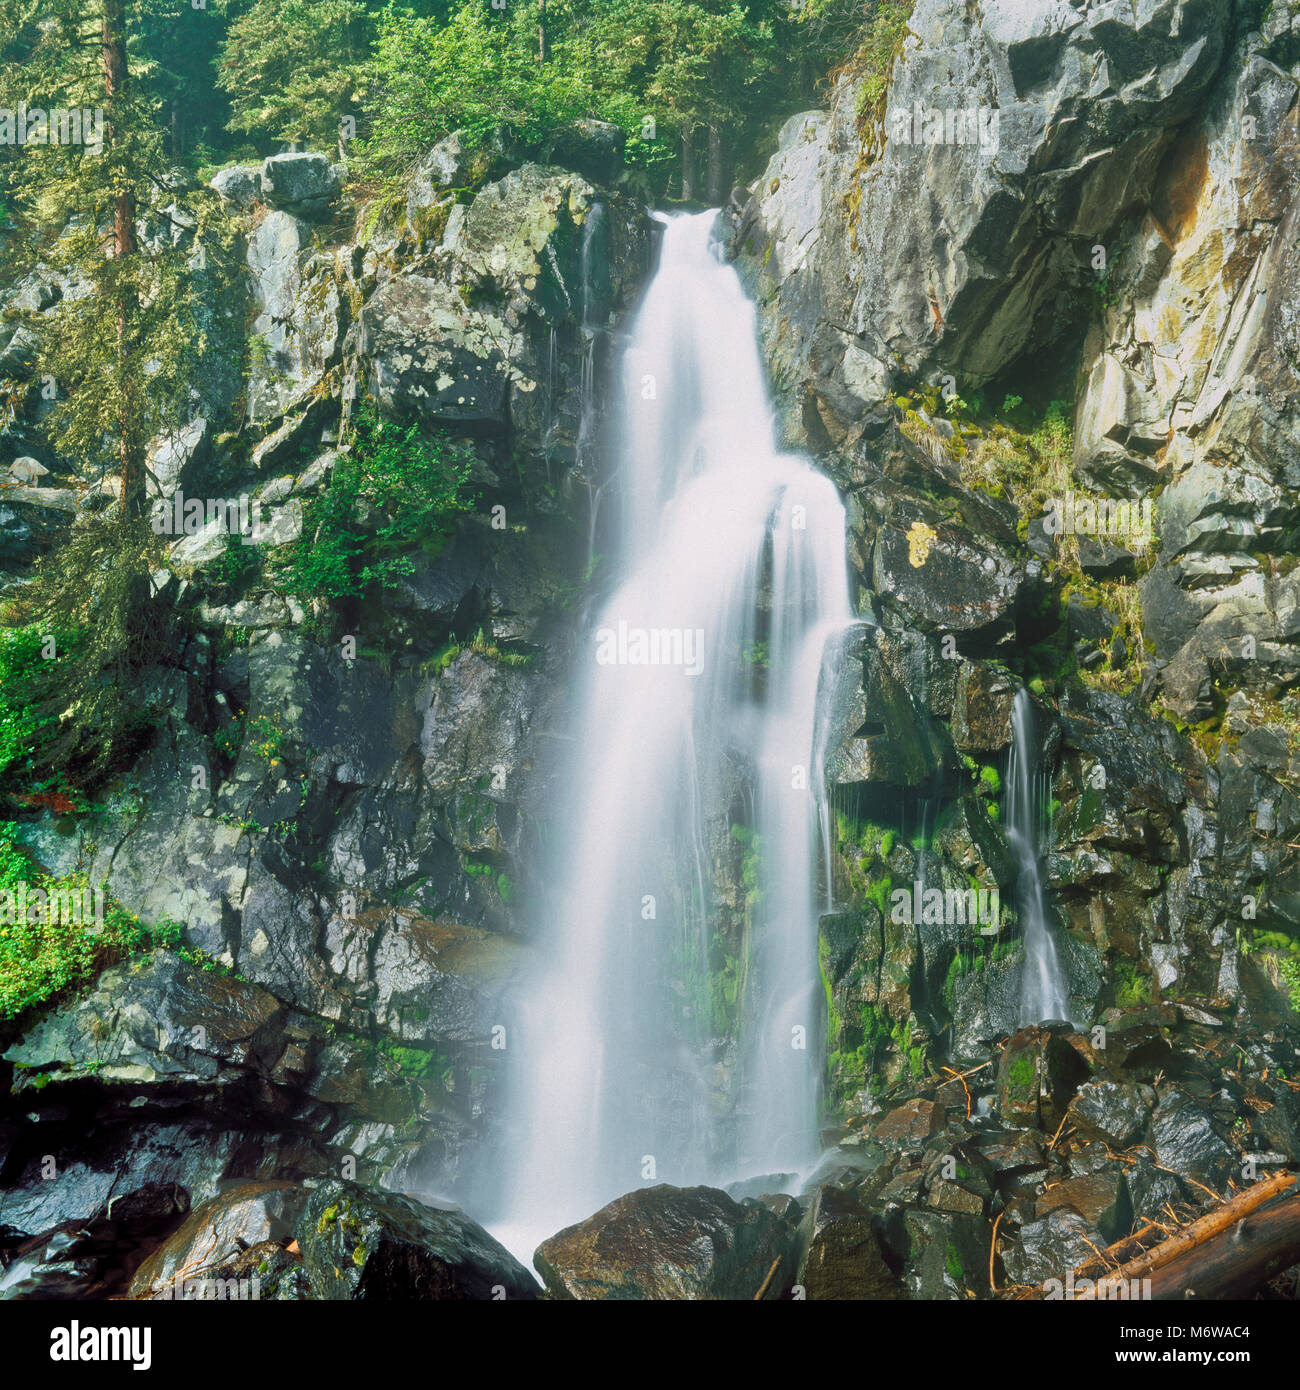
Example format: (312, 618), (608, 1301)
(494, 211), (856, 1261)
(1006, 688), (1071, 1025)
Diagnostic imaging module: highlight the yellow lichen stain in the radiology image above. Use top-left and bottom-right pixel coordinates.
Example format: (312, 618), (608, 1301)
(906, 520), (937, 567)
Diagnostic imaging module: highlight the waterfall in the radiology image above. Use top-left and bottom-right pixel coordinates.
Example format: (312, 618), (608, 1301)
(494, 211), (856, 1259)
(1006, 689), (1071, 1025)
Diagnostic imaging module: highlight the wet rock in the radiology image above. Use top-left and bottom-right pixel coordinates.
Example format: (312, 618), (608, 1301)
(951, 947), (1025, 1056)
(873, 516), (1024, 640)
(830, 627), (945, 787)
(983, 1130), (1046, 1183)
(1001, 1207), (1104, 1287)
(1125, 1156), (1184, 1224)
(534, 1185), (796, 1300)
(997, 1027), (1091, 1131)
(368, 911), (528, 1043)
(1037, 1171), (1131, 1243)
(901, 1208), (990, 1299)
(952, 665), (1016, 753)
(1150, 1088), (1237, 1190)
(300, 1180), (537, 1300)
(1101, 1019), (1176, 1078)
(0, 1183), (189, 1300)
(3, 952), (287, 1088)
(876, 1167), (926, 1208)
(927, 1176), (987, 1218)
(874, 1098), (945, 1147)
(130, 1181), (304, 1298)
(1066, 1081), (1155, 1149)
(795, 1185), (901, 1299)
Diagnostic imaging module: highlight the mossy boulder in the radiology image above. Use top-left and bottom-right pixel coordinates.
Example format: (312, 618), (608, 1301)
(299, 1180), (538, 1300)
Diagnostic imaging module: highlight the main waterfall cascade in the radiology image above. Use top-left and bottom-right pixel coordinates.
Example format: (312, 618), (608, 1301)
(1006, 689), (1072, 1026)
(493, 212), (857, 1260)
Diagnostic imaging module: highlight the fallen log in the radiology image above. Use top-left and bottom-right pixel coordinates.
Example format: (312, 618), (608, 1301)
(1021, 1172), (1299, 1300)
(1082, 1172), (1296, 1299)
(1140, 1195), (1300, 1300)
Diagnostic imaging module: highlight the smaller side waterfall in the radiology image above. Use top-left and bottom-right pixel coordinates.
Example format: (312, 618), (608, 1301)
(1005, 689), (1071, 1025)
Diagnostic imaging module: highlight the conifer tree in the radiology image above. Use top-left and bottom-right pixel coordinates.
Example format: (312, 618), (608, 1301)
(0, 0), (239, 786)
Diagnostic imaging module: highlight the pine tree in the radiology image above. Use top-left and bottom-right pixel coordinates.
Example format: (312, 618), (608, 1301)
(217, 0), (371, 157)
(0, 0), (240, 787)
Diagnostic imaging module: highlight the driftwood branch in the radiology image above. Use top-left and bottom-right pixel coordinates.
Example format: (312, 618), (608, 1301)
(1140, 1195), (1300, 1299)
(1023, 1172), (1299, 1300)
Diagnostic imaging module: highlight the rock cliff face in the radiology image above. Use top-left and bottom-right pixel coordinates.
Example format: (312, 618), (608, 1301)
(730, 0), (1300, 1058)
(709, 0), (1300, 1294)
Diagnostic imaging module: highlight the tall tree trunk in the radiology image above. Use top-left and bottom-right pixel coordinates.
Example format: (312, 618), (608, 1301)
(681, 124), (697, 202)
(539, 0), (546, 66)
(102, 0), (142, 523)
(706, 123), (724, 206)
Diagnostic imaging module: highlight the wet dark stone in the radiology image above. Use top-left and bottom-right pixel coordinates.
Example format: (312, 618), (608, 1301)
(796, 1185), (901, 1299)
(1000, 1208), (1104, 1286)
(902, 1208), (991, 1298)
(1037, 1171), (1132, 1243)
(0, 1183), (190, 1300)
(301, 1180), (537, 1301)
(1126, 1157), (1184, 1224)
(534, 1184), (796, 1300)
(1150, 1088), (1237, 1190)
(874, 1098), (946, 1145)
(1066, 1081), (1155, 1148)
(130, 1181), (304, 1299)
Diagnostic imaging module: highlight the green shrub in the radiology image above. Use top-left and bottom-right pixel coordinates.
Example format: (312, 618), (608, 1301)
(211, 533), (261, 591)
(0, 833), (189, 1020)
(287, 402), (477, 601)
(2, 518), (173, 790)
(0, 625), (73, 784)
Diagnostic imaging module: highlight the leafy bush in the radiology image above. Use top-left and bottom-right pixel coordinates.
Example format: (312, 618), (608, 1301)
(0, 833), (186, 1020)
(287, 402), (478, 601)
(362, 3), (594, 173)
(1, 517), (174, 792)
(0, 625), (74, 786)
(211, 533), (262, 592)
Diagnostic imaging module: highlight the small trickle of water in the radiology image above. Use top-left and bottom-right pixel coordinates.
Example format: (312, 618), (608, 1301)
(1006, 689), (1071, 1025)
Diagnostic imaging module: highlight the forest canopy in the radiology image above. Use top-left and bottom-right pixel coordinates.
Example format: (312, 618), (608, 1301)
(1, 1), (902, 196)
